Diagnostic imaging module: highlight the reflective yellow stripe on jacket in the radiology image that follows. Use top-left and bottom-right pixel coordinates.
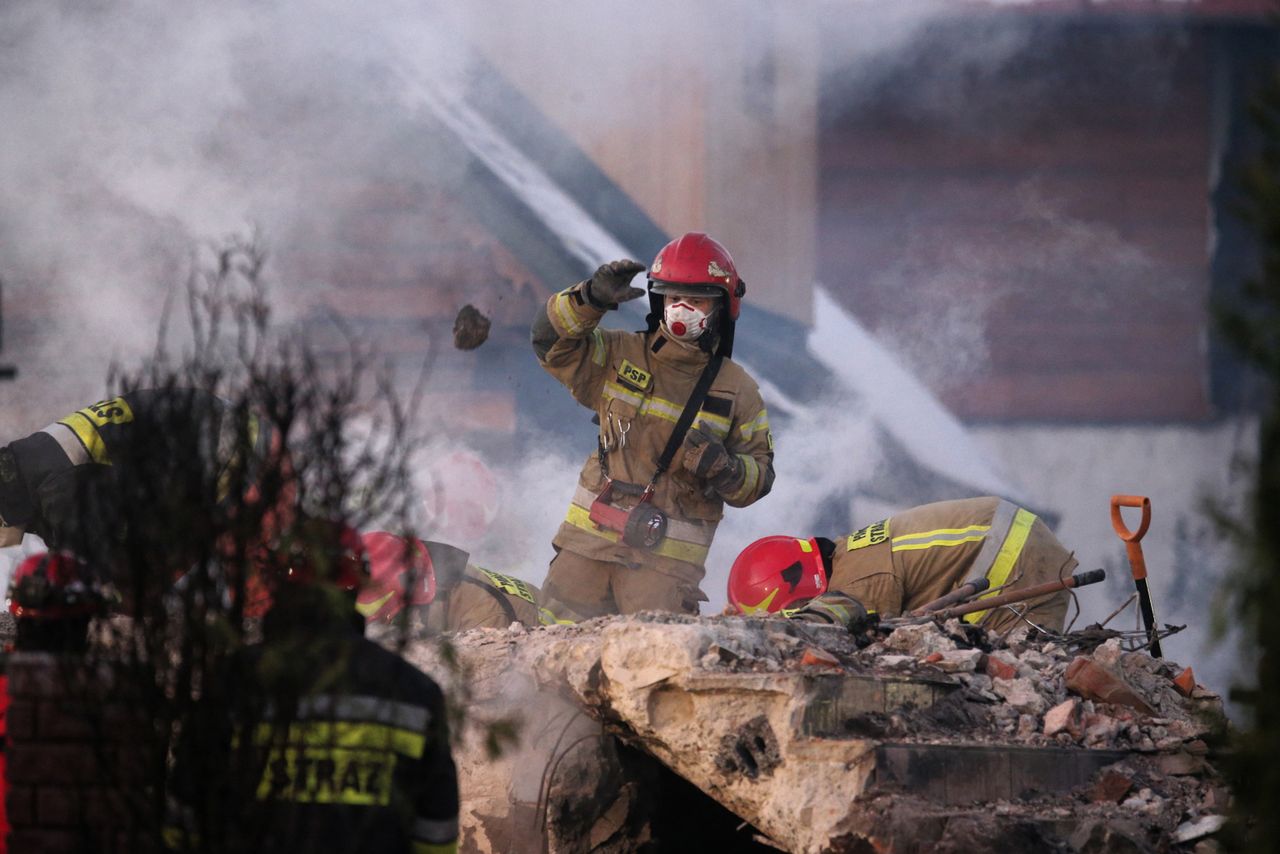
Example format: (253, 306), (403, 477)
(601, 382), (732, 441)
(962, 507), (1037, 624)
(890, 524), (991, 552)
(551, 288), (590, 336)
(564, 504), (710, 565)
(724, 455), (759, 503)
(55, 396), (136, 465)
(413, 842), (459, 854)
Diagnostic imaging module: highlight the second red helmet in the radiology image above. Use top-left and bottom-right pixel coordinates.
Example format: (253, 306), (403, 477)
(357, 532), (437, 622)
(727, 536), (827, 615)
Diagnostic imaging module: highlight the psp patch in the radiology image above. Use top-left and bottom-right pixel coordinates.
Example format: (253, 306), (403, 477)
(846, 519), (889, 551)
(617, 359), (652, 392)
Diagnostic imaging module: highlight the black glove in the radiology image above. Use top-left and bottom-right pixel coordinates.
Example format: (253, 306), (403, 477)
(681, 428), (743, 493)
(586, 259), (646, 309)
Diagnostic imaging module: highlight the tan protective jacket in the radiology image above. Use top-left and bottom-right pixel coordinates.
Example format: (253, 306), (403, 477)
(426, 566), (579, 633)
(536, 280), (775, 583)
(825, 497), (1076, 632)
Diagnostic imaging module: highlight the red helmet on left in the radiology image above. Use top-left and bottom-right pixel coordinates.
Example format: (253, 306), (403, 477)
(357, 532), (437, 622)
(243, 519), (369, 617)
(727, 536), (827, 615)
(8, 552), (112, 620)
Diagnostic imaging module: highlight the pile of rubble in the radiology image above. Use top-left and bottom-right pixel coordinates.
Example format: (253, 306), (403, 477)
(852, 619), (1220, 750)
(407, 614), (1230, 853)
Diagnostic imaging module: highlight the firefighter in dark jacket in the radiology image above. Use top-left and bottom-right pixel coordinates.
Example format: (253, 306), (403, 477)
(356, 532), (579, 632)
(0, 389), (278, 554)
(166, 519), (459, 854)
(531, 232), (775, 617)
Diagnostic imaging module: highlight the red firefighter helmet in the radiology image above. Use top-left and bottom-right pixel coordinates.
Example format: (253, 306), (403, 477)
(356, 532), (437, 622)
(648, 232), (745, 320)
(244, 519), (369, 617)
(8, 552), (109, 620)
(727, 536), (828, 615)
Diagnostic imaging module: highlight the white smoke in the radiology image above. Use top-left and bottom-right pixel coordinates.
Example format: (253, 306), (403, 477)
(0, 1), (1251, 710)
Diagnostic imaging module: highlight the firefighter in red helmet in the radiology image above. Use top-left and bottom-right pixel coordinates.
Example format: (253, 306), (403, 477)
(532, 232), (775, 617)
(7, 551), (113, 652)
(356, 532), (578, 633)
(1, 551), (114, 854)
(727, 497), (1076, 634)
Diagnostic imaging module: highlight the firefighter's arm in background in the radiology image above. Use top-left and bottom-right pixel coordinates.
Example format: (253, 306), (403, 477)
(835, 568), (907, 622)
(409, 682), (461, 854)
(532, 261), (644, 409)
(681, 386), (775, 507)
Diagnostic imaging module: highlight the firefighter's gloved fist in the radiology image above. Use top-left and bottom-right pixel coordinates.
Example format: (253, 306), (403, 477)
(682, 428), (742, 490)
(587, 259), (646, 309)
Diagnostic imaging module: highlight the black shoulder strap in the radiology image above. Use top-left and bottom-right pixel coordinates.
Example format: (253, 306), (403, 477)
(460, 575), (519, 625)
(653, 355), (724, 479)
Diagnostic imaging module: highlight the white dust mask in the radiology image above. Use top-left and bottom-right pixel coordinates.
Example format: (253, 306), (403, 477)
(664, 301), (711, 342)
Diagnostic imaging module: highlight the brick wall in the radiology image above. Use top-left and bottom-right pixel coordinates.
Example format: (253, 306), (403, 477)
(6, 653), (160, 854)
(819, 19), (1216, 422)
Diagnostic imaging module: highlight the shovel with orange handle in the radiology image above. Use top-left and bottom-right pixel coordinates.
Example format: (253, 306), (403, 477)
(1110, 494), (1162, 658)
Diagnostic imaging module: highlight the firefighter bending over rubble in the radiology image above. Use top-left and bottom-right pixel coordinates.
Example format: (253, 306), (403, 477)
(532, 233), (775, 617)
(0, 388), (282, 555)
(356, 532), (580, 632)
(728, 497), (1076, 634)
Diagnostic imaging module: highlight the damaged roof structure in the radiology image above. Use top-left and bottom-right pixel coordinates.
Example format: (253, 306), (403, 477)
(389, 48), (1032, 516)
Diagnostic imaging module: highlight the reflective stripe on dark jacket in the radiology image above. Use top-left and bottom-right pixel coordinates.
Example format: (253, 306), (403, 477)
(0, 389), (265, 548)
(168, 607), (459, 854)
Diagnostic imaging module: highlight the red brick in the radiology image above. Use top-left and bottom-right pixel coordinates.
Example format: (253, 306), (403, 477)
(7, 744), (105, 786)
(1172, 667), (1196, 698)
(7, 700), (36, 741)
(7, 655), (76, 701)
(36, 701), (102, 740)
(80, 787), (131, 828)
(7, 784), (35, 825)
(984, 655), (1019, 682)
(36, 786), (82, 826)
(8, 828), (92, 854)
(1064, 657), (1156, 716)
(800, 648), (841, 668)
(1088, 770), (1134, 803)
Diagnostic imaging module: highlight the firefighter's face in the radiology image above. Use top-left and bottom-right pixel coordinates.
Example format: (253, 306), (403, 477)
(663, 293), (715, 313)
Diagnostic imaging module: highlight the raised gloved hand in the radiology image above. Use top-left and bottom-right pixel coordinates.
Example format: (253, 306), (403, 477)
(586, 259), (646, 309)
(681, 428), (743, 492)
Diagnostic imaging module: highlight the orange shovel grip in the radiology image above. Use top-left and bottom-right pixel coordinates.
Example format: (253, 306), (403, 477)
(1110, 494), (1151, 581)
(1110, 495), (1151, 542)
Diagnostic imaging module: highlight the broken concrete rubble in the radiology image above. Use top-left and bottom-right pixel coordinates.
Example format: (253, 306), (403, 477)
(403, 614), (1229, 853)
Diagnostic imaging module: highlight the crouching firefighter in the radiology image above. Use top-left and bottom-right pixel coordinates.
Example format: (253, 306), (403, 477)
(727, 497), (1078, 634)
(356, 532), (579, 632)
(165, 518), (459, 854)
(531, 232), (775, 617)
